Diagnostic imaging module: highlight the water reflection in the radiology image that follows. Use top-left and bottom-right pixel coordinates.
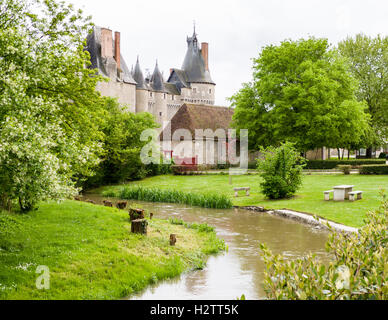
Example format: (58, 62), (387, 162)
(85, 194), (330, 300)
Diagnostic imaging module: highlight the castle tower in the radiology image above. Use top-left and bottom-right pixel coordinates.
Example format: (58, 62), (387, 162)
(167, 28), (216, 106)
(133, 57), (149, 113)
(150, 61), (168, 127)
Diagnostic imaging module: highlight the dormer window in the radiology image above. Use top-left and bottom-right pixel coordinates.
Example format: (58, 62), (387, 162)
(150, 92), (153, 97)
(193, 88), (197, 93)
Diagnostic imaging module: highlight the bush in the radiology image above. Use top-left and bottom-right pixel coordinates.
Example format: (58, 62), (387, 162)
(378, 152), (387, 159)
(304, 159), (385, 169)
(103, 186), (233, 209)
(359, 165), (388, 175)
(337, 165), (351, 175)
(257, 142), (306, 199)
(260, 192), (388, 300)
(171, 165), (198, 175)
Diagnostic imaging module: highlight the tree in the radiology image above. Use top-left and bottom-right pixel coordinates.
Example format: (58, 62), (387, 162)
(231, 38), (370, 154)
(260, 192), (388, 300)
(338, 34), (388, 157)
(85, 98), (161, 187)
(257, 142), (306, 199)
(0, 0), (106, 211)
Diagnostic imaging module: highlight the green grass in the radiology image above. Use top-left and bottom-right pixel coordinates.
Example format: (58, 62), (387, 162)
(0, 200), (225, 300)
(103, 185), (233, 209)
(94, 174), (388, 228)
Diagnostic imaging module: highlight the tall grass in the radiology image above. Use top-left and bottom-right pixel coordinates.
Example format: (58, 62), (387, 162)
(103, 186), (233, 209)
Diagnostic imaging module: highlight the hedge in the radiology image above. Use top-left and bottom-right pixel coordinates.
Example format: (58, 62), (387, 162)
(359, 165), (388, 175)
(304, 159), (385, 169)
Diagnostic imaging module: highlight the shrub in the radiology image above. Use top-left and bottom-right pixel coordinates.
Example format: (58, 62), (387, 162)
(257, 142), (306, 199)
(171, 165), (198, 175)
(305, 159), (385, 169)
(337, 165), (351, 175)
(359, 165), (388, 175)
(260, 192), (388, 300)
(378, 152), (387, 159)
(103, 186), (233, 209)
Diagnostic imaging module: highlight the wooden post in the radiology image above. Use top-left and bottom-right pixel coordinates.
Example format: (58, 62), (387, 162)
(116, 201), (127, 210)
(103, 200), (113, 207)
(129, 208), (145, 221)
(150, 212), (154, 220)
(131, 219), (148, 235)
(170, 234), (177, 246)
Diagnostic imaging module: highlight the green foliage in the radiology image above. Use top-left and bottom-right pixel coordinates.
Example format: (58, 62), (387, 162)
(103, 186), (233, 209)
(305, 159), (385, 169)
(169, 218), (216, 233)
(257, 142), (306, 199)
(260, 193), (388, 300)
(379, 152), (387, 159)
(338, 34), (388, 143)
(231, 37), (370, 152)
(0, 0), (106, 211)
(0, 200), (225, 299)
(360, 165), (388, 175)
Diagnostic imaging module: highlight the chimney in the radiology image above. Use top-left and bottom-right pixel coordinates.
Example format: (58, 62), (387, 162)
(101, 28), (113, 58)
(201, 42), (209, 71)
(114, 31), (121, 69)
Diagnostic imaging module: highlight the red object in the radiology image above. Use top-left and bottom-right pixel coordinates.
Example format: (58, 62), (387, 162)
(173, 156), (198, 166)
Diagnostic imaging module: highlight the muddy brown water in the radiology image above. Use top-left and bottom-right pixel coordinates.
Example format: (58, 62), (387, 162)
(84, 194), (330, 300)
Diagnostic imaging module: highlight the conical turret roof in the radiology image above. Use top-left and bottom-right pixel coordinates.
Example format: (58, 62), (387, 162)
(150, 61), (166, 92)
(181, 30), (214, 84)
(133, 56), (148, 90)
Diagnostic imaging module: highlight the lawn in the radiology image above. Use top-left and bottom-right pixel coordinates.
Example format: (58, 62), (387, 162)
(95, 174), (388, 228)
(0, 200), (225, 300)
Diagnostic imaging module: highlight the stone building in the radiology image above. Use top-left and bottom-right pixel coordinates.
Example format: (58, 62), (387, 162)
(86, 26), (217, 127)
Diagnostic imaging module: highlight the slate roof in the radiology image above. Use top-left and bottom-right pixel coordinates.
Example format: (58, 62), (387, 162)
(85, 26), (136, 85)
(164, 82), (180, 95)
(160, 104), (234, 140)
(133, 57), (148, 90)
(181, 31), (215, 84)
(150, 61), (167, 92)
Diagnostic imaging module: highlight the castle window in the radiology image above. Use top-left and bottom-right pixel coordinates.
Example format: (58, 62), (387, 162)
(150, 92), (153, 97)
(209, 89), (212, 94)
(159, 112), (162, 116)
(193, 88), (197, 93)
(163, 93), (166, 99)
(172, 95), (174, 101)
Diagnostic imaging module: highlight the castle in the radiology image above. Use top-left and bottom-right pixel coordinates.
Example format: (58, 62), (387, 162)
(86, 26), (218, 127)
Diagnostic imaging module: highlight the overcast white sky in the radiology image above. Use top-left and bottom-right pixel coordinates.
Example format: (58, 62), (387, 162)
(66, 0), (388, 106)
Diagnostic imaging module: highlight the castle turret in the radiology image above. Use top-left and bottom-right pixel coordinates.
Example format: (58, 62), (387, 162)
(133, 57), (149, 113)
(167, 27), (216, 106)
(150, 61), (168, 126)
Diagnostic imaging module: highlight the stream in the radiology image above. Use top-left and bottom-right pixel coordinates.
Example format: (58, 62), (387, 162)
(85, 194), (330, 300)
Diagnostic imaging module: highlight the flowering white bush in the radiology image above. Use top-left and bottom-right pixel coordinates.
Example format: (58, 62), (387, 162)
(0, 0), (104, 211)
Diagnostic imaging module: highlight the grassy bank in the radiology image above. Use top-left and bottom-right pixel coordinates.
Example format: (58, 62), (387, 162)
(103, 186), (232, 209)
(0, 201), (225, 300)
(94, 174), (388, 228)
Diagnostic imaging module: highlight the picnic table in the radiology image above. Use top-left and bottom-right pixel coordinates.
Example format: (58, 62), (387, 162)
(333, 185), (354, 201)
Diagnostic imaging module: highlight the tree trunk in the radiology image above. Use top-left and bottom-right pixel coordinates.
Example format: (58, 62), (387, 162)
(129, 208), (145, 221)
(337, 148), (341, 160)
(366, 147), (373, 159)
(170, 234), (177, 246)
(348, 149), (350, 160)
(131, 219), (148, 235)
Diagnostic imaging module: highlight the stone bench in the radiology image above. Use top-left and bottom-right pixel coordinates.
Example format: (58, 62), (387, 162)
(323, 190), (334, 201)
(234, 187), (250, 197)
(349, 191), (363, 201)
